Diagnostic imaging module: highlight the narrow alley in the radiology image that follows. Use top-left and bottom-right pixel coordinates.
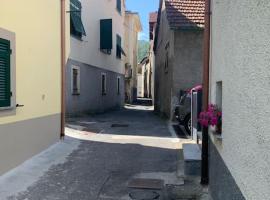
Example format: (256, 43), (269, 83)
(1, 104), (202, 200)
(2, 0), (269, 199)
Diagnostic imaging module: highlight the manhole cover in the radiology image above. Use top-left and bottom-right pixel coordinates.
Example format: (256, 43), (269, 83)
(111, 124), (129, 127)
(129, 191), (160, 200)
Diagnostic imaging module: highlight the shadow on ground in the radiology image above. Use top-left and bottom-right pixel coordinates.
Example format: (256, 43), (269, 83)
(9, 105), (183, 200)
(9, 140), (179, 200)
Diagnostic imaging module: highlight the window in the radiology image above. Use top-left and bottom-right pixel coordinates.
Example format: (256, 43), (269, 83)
(116, 35), (122, 59)
(0, 38), (11, 108)
(164, 51), (169, 73)
(117, 0), (121, 13)
(70, 0), (86, 39)
(100, 19), (113, 54)
(116, 34), (126, 59)
(216, 81), (223, 134)
(117, 77), (121, 95)
(216, 81), (222, 110)
(101, 73), (107, 95)
(71, 66), (80, 95)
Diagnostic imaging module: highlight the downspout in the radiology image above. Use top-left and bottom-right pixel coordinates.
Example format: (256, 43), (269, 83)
(60, 0), (66, 139)
(201, 0), (211, 185)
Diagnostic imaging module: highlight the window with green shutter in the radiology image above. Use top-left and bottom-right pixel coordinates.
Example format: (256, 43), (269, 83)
(117, 0), (121, 13)
(116, 34), (121, 59)
(70, 0), (86, 38)
(100, 19), (113, 54)
(0, 38), (11, 108)
(116, 35), (126, 59)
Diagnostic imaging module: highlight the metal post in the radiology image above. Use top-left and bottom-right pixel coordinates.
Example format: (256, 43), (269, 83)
(201, 0), (211, 185)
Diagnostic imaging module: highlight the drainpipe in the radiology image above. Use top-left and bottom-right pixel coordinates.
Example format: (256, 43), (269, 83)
(60, 0), (66, 139)
(201, 0), (211, 185)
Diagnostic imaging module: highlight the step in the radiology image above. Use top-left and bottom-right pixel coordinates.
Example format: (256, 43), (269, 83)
(183, 144), (201, 176)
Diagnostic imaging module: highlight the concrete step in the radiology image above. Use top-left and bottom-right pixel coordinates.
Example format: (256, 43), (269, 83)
(136, 98), (153, 105)
(183, 144), (201, 176)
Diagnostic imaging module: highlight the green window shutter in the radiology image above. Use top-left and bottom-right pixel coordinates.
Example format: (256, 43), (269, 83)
(71, 0), (81, 9)
(70, 0), (86, 37)
(0, 38), (11, 107)
(116, 34), (121, 58)
(100, 19), (113, 51)
(117, 0), (121, 13)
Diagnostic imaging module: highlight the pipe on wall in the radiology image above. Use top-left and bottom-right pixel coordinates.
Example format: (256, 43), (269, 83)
(201, 0), (211, 185)
(60, 0), (66, 139)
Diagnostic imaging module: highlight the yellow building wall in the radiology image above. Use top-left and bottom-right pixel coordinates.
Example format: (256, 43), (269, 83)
(0, 0), (70, 124)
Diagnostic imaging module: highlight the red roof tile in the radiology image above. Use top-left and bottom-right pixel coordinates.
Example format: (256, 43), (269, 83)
(165, 0), (205, 29)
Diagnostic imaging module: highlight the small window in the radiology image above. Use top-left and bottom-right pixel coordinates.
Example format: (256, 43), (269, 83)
(117, 77), (121, 95)
(71, 66), (80, 95)
(216, 81), (223, 134)
(117, 0), (121, 13)
(70, 0), (86, 39)
(164, 51), (169, 73)
(216, 81), (222, 110)
(0, 38), (11, 108)
(101, 73), (107, 95)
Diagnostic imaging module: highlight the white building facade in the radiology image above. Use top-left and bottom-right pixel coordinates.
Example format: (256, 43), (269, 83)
(208, 0), (270, 199)
(66, 0), (126, 115)
(124, 11), (142, 103)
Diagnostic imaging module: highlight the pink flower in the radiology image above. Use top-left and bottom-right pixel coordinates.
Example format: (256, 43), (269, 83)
(202, 119), (209, 127)
(210, 117), (218, 126)
(199, 104), (222, 128)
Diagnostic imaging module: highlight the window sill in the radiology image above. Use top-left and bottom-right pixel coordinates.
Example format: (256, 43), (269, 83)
(209, 128), (223, 149)
(100, 49), (112, 55)
(214, 133), (223, 140)
(0, 106), (15, 111)
(0, 105), (16, 117)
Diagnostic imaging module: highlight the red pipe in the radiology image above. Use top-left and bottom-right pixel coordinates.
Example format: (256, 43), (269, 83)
(201, 0), (211, 185)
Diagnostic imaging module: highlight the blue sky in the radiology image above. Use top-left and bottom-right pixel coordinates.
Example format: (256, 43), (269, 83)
(126, 0), (159, 41)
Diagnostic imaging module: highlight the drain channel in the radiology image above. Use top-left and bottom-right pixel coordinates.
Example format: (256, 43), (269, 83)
(129, 191), (160, 200)
(111, 124), (129, 127)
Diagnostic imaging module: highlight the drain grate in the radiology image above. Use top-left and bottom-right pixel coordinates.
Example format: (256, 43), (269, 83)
(111, 124), (129, 128)
(129, 191), (160, 200)
(128, 178), (164, 190)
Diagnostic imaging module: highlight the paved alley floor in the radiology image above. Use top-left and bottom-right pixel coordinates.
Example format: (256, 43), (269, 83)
(2, 105), (188, 200)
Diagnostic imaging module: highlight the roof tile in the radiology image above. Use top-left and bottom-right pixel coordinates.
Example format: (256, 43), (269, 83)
(165, 0), (205, 29)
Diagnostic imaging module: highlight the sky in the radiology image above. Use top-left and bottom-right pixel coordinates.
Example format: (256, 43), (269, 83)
(126, 0), (159, 41)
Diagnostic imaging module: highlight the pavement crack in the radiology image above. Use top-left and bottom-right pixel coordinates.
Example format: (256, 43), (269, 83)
(97, 174), (112, 200)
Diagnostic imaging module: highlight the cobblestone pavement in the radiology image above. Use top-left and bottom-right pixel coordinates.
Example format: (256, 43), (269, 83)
(7, 105), (185, 200)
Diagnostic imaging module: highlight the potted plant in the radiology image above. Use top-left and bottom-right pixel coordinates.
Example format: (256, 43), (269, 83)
(199, 104), (222, 134)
